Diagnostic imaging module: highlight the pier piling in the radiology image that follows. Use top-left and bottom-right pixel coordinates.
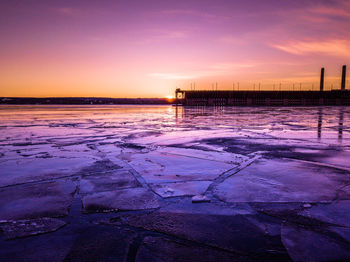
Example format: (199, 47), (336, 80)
(320, 68), (324, 91)
(341, 65), (346, 90)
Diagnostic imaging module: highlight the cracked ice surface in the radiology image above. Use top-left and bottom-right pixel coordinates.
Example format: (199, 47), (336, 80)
(1, 105), (350, 261)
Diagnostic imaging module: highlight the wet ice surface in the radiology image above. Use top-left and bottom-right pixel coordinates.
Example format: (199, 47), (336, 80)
(0, 105), (350, 261)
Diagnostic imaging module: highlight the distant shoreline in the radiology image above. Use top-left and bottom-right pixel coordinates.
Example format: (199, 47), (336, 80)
(0, 97), (173, 105)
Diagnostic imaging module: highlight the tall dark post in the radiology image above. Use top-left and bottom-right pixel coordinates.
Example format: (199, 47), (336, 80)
(341, 65), (346, 90)
(320, 68), (324, 91)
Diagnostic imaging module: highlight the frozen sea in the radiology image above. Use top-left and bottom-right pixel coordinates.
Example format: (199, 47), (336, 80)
(1, 105), (350, 261)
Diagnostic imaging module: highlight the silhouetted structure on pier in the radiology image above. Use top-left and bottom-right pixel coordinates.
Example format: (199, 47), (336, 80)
(320, 68), (324, 92)
(341, 65), (347, 91)
(175, 66), (349, 106)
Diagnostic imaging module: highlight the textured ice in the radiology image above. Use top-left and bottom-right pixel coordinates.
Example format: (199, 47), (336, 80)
(213, 158), (350, 202)
(80, 170), (140, 194)
(156, 146), (247, 164)
(136, 236), (241, 262)
(123, 211), (281, 255)
(124, 150), (235, 183)
(1, 105), (350, 261)
(298, 201), (350, 227)
(0, 157), (96, 187)
(150, 181), (211, 197)
(0, 179), (76, 220)
(82, 187), (160, 212)
(0, 218), (66, 240)
(281, 223), (350, 262)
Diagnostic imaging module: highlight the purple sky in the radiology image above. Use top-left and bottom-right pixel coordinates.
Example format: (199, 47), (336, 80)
(1, 0), (349, 97)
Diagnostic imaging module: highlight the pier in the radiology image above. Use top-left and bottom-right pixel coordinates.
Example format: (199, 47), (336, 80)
(176, 66), (350, 106)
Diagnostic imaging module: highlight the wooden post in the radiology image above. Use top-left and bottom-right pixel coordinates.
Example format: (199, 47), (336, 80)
(320, 67), (324, 91)
(341, 65), (346, 90)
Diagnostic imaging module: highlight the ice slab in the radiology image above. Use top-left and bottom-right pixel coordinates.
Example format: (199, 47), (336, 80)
(281, 223), (350, 262)
(82, 187), (160, 212)
(192, 194), (211, 203)
(125, 151), (235, 183)
(214, 158), (350, 202)
(0, 218), (66, 240)
(0, 157), (96, 187)
(136, 236), (244, 262)
(62, 226), (136, 262)
(150, 181), (211, 197)
(80, 170), (140, 194)
(298, 201), (350, 227)
(130, 129), (242, 146)
(124, 211), (286, 256)
(159, 201), (254, 216)
(0, 179), (76, 220)
(156, 146), (247, 164)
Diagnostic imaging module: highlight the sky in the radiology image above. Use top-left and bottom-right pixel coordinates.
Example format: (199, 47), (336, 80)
(0, 0), (350, 98)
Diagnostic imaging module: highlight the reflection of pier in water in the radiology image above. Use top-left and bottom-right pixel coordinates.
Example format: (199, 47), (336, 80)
(318, 108), (323, 139)
(318, 108), (345, 140)
(339, 109), (344, 140)
(176, 106), (347, 140)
